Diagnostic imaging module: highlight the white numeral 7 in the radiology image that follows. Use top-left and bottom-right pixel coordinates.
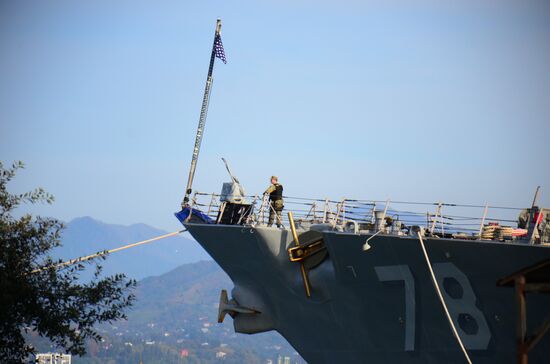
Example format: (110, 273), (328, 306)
(375, 265), (415, 351)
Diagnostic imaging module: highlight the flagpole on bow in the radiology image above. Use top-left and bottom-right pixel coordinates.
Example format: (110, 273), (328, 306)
(182, 19), (226, 207)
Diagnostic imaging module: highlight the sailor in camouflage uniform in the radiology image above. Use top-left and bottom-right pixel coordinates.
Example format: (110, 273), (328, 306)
(264, 176), (284, 227)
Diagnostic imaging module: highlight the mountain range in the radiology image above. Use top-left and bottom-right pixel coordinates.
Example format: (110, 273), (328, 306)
(54, 216), (210, 280)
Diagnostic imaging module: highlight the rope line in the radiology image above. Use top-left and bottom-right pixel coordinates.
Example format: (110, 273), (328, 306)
(417, 232), (473, 364)
(32, 229), (187, 274)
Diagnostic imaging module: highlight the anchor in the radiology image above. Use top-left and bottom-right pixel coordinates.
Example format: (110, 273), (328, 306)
(287, 212), (328, 298)
(217, 289), (260, 323)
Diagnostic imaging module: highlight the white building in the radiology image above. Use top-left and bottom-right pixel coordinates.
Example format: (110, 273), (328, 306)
(36, 353), (71, 364)
(276, 356), (291, 364)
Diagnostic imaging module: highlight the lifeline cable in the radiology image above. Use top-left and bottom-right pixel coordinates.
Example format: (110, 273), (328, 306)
(417, 232), (473, 364)
(31, 229), (187, 274)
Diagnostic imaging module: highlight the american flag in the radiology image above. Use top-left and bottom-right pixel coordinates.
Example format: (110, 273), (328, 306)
(214, 34), (227, 64)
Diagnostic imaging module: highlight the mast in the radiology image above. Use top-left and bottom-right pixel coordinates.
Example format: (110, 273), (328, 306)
(182, 19), (224, 207)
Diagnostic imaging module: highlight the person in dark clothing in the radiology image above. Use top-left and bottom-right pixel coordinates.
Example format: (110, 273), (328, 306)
(264, 176), (284, 227)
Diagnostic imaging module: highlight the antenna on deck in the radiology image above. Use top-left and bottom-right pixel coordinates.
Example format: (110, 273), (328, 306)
(181, 19), (226, 208)
(222, 157), (241, 185)
(528, 186), (542, 244)
(531, 186), (541, 209)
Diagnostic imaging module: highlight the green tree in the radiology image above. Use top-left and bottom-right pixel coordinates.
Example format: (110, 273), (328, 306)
(0, 161), (136, 362)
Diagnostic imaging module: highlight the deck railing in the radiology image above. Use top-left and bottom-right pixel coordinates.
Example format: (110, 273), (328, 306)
(189, 191), (527, 240)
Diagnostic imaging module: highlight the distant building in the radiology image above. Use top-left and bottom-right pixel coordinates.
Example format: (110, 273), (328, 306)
(180, 349), (189, 357)
(215, 351), (227, 359)
(36, 353), (71, 364)
(276, 356), (291, 364)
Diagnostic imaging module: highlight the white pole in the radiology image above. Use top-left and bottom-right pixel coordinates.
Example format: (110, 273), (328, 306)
(478, 203), (488, 238)
(182, 19), (223, 207)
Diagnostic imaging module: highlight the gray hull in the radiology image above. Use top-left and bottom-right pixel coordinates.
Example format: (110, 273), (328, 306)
(185, 223), (550, 364)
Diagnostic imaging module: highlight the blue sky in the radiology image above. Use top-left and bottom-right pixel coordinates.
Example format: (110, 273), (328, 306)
(1, 0), (549, 231)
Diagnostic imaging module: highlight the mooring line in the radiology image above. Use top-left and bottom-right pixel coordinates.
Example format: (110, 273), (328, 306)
(32, 229), (187, 274)
(417, 232), (473, 364)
